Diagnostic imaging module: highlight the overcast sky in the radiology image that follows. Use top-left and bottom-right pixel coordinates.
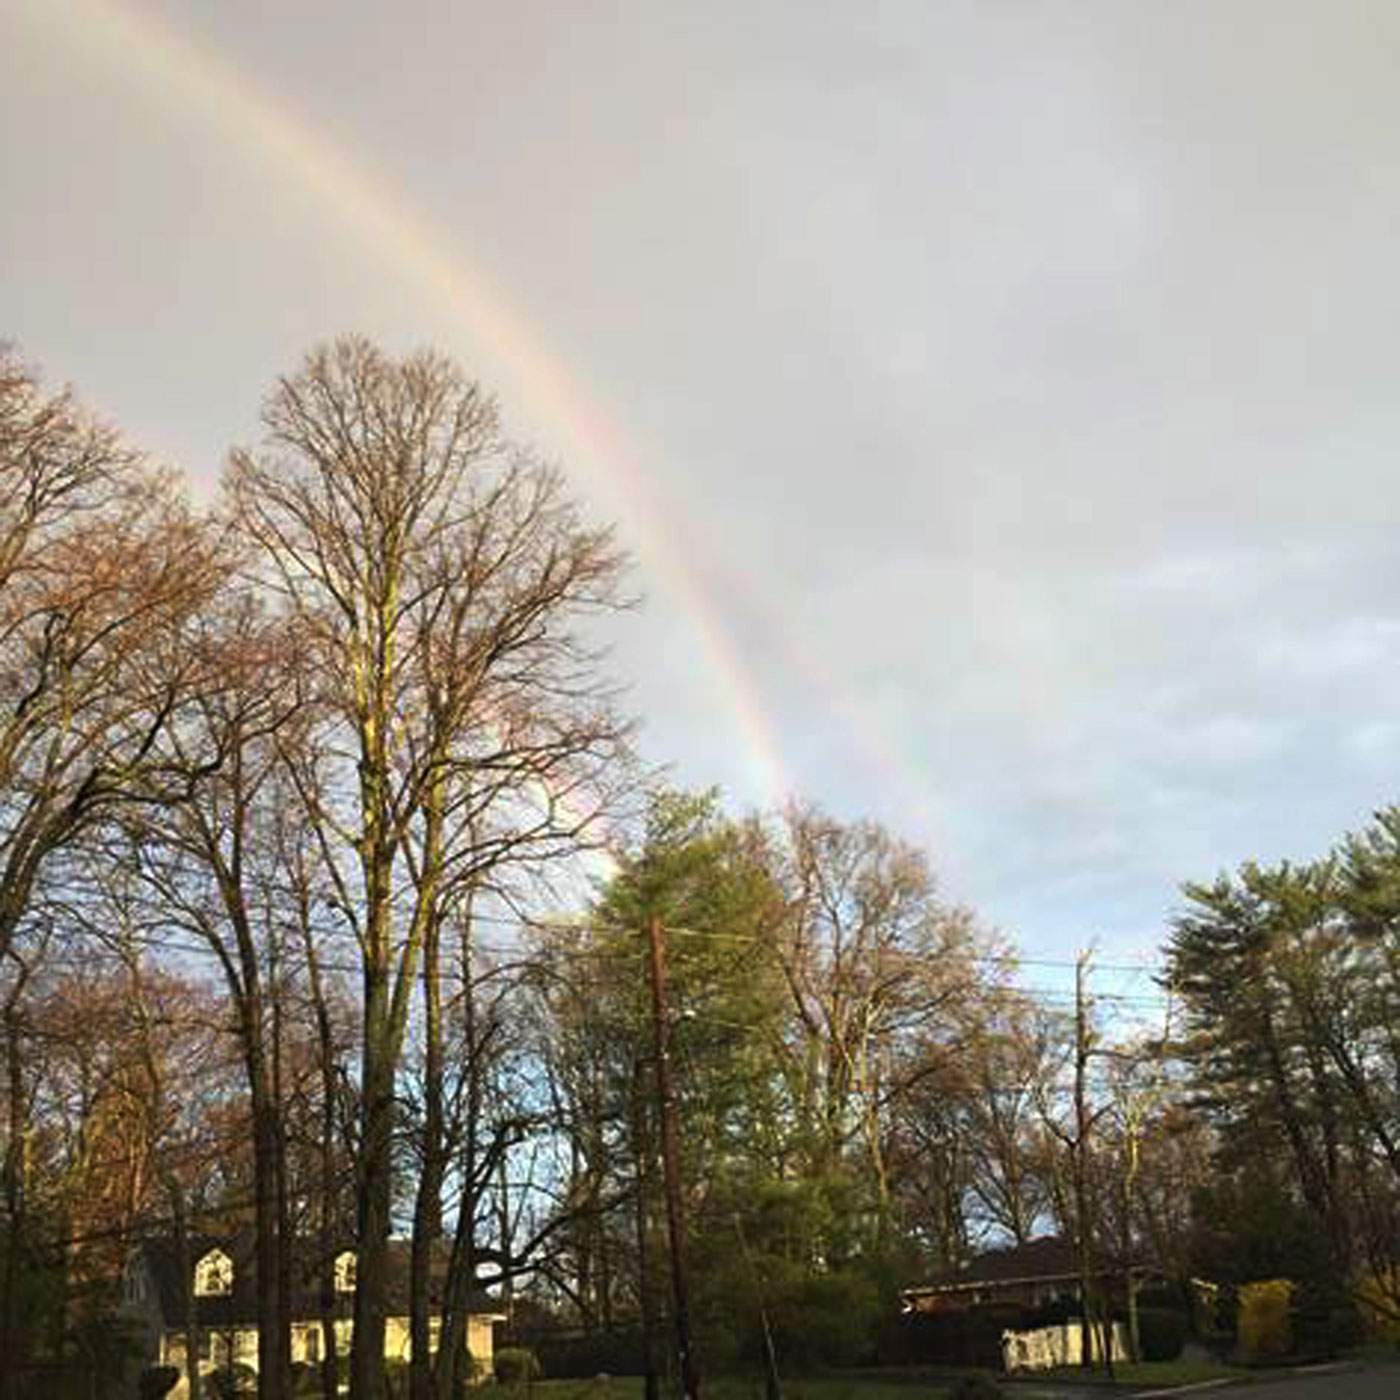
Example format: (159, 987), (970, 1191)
(5, 1), (1400, 997)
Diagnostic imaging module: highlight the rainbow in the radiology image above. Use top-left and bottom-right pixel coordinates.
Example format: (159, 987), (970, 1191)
(22, 0), (944, 849)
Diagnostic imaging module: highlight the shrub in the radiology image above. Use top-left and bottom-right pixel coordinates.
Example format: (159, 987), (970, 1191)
(1136, 1307), (1187, 1362)
(880, 1302), (1030, 1370)
(138, 1366), (180, 1400)
(1137, 1284), (1189, 1311)
(1356, 1271), (1400, 1345)
(771, 1271), (881, 1369)
(209, 1363), (258, 1399)
(289, 1361), (323, 1397)
(950, 1375), (1004, 1400)
(531, 1329), (649, 1378)
(495, 1346), (543, 1384)
(1237, 1280), (1294, 1359)
(1292, 1287), (1362, 1357)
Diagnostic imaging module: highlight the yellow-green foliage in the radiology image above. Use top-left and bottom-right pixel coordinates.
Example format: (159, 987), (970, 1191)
(1237, 1280), (1294, 1357)
(1356, 1271), (1400, 1344)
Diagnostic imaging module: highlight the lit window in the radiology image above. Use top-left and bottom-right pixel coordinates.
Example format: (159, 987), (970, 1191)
(194, 1250), (233, 1297)
(335, 1250), (357, 1293)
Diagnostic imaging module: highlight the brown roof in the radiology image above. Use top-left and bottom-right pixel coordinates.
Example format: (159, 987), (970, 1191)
(906, 1236), (1081, 1297)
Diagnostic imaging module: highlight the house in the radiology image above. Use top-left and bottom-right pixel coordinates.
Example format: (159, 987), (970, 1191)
(121, 1233), (504, 1397)
(901, 1236), (1089, 1313)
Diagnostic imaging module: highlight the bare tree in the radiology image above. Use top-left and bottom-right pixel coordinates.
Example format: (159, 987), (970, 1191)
(117, 598), (311, 1400)
(768, 804), (993, 1216)
(0, 352), (226, 969)
(0, 352), (226, 1394)
(227, 337), (632, 1400)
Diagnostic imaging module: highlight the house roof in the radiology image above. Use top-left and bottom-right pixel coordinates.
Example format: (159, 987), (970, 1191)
(135, 1234), (504, 1329)
(904, 1236), (1081, 1298)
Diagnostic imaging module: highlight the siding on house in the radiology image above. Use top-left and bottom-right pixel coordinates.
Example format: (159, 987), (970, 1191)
(123, 1234), (504, 1397)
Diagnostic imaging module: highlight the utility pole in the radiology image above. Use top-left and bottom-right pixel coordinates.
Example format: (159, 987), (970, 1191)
(1074, 952), (1114, 1379)
(646, 917), (701, 1400)
(1074, 953), (1098, 1371)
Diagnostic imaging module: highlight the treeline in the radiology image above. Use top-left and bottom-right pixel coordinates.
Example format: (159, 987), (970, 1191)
(1166, 810), (1400, 1341)
(2, 337), (1399, 1400)
(0, 337), (634, 1400)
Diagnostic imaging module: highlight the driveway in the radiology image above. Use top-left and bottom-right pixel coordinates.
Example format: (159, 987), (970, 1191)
(1007, 1361), (1400, 1400)
(1168, 1362), (1400, 1399)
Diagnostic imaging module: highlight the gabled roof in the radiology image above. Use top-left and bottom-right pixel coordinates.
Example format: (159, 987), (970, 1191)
(134, 1235), (503, 1328)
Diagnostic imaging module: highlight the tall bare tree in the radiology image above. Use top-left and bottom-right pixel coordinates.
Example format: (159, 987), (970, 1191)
(768, 804), (993, 1217)
(227, 337), (632, 1400)
(0, 352), (225, 1393)
(0, 352), (225, 969)
(118, 598), (311, 1400)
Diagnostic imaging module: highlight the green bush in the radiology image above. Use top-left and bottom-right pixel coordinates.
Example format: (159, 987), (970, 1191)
(950, 1375), (1005, 1400)
(138, 1366), (180, 1400)
(1292, 1292), (1363, 1357)
(770, 1271), (881, 1369)
(1136, 1307), (1187, 1362)
(289, 1360), (324, 1397)
(495, 1346), (543, 1384)
(879, 1302), (1030, 1370)
(530, 1329), (647, 1379)
(1138, 1283), (1189, 1312)
(209, 1363), (258, 1399)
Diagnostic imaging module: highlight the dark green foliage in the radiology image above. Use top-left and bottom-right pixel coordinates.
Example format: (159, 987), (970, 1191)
(691, 1169), (894, 1371)
(880, 1303), (1028, 1370)
(769, 1270), (882, 1370)
(529, 1330), (647, 1379)
(495, 1346), (544, 1384)
(1292, 1286), (1364, 1357)
(209, 1363), (257, 1399)
(1136, 1308), (1187, 1361)
(1167, 811), (1400, 1299)
(1188, 1174), (1338, 1289)
(949, 1374), (1005, 1400)
(1137, 1284), (1189, 1311)
(138, 1367), (180, 1400)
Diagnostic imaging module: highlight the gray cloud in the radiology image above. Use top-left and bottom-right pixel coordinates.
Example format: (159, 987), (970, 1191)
(5, 0), (1400, 963)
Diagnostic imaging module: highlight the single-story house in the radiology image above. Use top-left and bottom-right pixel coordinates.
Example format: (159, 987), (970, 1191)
(901, 1236), (1092, 1313)
(121, 1233), (504, 1397)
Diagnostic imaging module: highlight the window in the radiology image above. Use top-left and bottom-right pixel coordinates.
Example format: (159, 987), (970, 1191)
(335, 1250), (357, 1294)
(297, 1325), (322, 1364)
(194, 1249), (233, 1297)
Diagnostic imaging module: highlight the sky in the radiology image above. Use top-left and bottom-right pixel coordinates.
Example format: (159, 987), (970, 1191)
(4, 0), (1400, 1000)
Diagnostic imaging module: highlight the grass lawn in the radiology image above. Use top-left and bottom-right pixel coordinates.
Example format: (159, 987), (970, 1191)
(1031, 1359), (1246, 1387)
(494, 1378), (955, 1400)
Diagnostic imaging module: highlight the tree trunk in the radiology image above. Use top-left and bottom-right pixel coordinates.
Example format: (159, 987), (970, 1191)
(410, 913), (445, 1400)
(0, 1001), (27, 1398)
(630, 1064), (661, 1400)
(170, 1182), (203, 1400)
(351, 995), (395, 1400)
